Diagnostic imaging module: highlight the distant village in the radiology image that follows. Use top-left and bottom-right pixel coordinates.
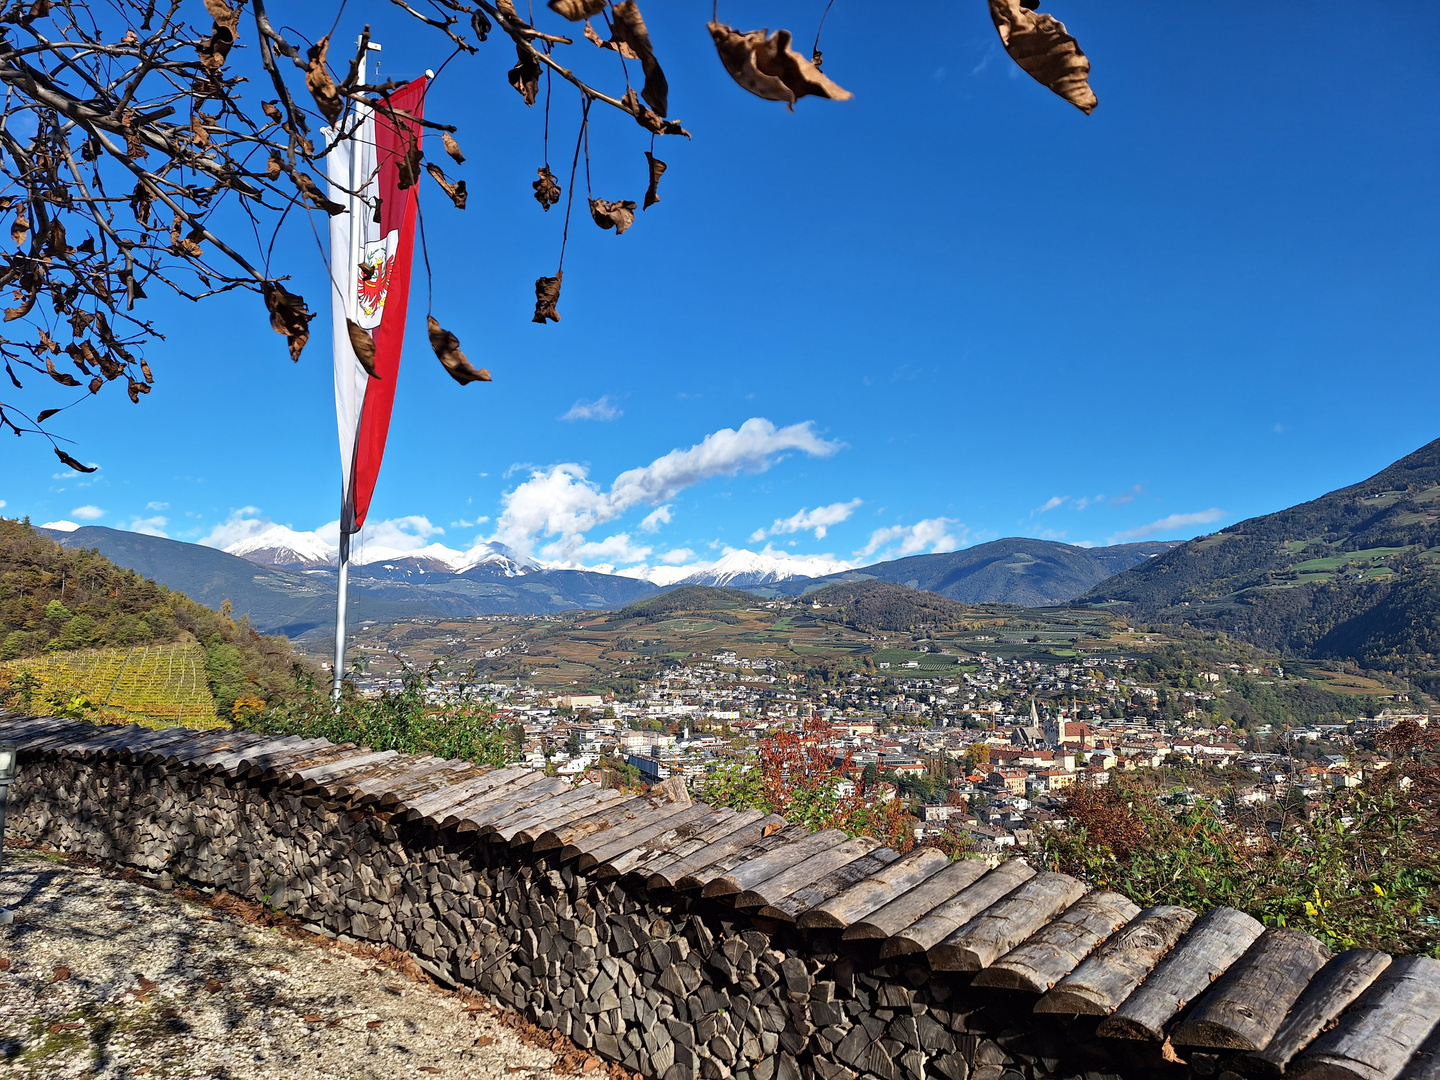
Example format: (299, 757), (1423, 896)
(346, 643), (1428, 854)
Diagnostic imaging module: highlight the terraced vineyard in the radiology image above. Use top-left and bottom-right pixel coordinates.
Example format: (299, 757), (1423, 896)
(0, 642), (221, 728)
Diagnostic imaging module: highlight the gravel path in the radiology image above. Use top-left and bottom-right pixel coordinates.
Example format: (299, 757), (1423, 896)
(0, 851), (589, 1080)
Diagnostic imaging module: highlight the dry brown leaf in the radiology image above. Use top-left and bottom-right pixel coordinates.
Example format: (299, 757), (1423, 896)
(36, 408), (59, 422)
(643, 152), (666, 209)
(44, 356), (79, 385)
(294, 172), (345, 215)
(5, 290), (36, 322)
(305, 37), (343, 125)
(54, 448), (95, 473)
(346, 318), (379, 379)
(442, 132), (466, 165)
(610, 2), (667, 116)
(302, 1014), (324, 1023)
(396, 138), (423, 190)
(589, 198), (637, 235)
(261, 100), (282, 124)
(266, 153), (283, 180)
(11, 207), (28, 246)
(582, 20), (615, 52)
(51, 967), (71, 982)
(507, 45), (541, 106)
(548, 0), (605, 19)
(126, 377), (150, 403)
(204, 978), (224, 993)
(426, 315), (491, 385)
(140, 358), (153, 383)
(367, 1020), (384, 1029)
(532, 165), (561, 211)
(987, 0), (1096, 114)
(263, 280), (313, 362)
(475, 1036), (495, 1047)
(619, 88), (689, 138)
(707, 22), (852, 109)
(87, 376), (102, 394)
(532, 272), (562, 324)
(425, 163), (468, 209)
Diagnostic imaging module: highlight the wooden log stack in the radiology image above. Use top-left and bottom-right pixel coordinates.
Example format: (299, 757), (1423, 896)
(1, 714), (1435, 1080)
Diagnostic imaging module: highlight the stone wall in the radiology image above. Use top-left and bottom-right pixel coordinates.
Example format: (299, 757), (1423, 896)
(9, 755), (1178, 1080)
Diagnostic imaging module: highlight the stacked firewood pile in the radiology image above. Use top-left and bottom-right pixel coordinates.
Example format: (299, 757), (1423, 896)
(2, 716), (1437, 1080)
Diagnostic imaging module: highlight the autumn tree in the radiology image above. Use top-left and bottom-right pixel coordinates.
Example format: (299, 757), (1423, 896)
(0, 0), (1096, 467)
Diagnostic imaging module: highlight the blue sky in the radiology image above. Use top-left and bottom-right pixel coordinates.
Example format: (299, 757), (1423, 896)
(6, 1), (1438, 579)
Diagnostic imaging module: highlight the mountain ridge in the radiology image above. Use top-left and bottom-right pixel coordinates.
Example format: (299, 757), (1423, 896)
(1080, 436), (1440, 684)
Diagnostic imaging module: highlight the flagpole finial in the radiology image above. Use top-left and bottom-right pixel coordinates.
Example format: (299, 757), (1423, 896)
(425, 69), (435, 78)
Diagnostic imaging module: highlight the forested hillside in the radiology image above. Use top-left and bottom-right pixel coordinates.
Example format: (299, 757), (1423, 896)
(1082, 438), (1440, 687)
(807, 580), (974, 634)
(0, 518), (305, 717)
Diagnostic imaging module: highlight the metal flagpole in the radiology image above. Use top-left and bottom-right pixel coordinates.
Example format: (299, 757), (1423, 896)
(331, 40), (377, 704)
(332, 530), (350, 702)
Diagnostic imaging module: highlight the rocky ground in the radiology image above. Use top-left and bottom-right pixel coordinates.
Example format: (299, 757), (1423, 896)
(0, 850), (606, 1080)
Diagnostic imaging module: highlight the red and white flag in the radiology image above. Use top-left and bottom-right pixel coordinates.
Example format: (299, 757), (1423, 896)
(325, 76), (427, 535)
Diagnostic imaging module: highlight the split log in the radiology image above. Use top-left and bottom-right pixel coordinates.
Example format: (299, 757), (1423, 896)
(973, 889), (1139, 992)
(399, 767), (531, 825)
(533, 780), (690, 853)
(489, 783), (624, 843)
(759, 846), (901, 923)
(1172, 928), (1332, 1050)
(579, 804), (729, 873)
(437, 772), (567, 830)
(878, 859), (1037, 957)
(455, 776), (573, 831)
(1291, 956), (1440, 1080)
(702, 829), (850, 899)
(599, 808), (748, 879)
(375, 759), (476, 807)
(1245, 950), (1393, 1075)
(928, 870), (1085, 971)
(573, 806), (720, 869)
(730, 834), (879, 909)
(1399, 1025), (1440, 1080)
(629, 809), (773, 882)
(1036, 905), (1197, 1015)
(1097, 907), (1265, 1041)
(798, 846), (951, 930)
(668, 823), (805, 892)
(841, 856), (991, 940)
(295, 750), (403, 790)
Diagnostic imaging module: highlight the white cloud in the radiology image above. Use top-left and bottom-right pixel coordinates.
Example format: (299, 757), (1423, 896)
(198, 507), (270, 549)
(127, 516), (169, 538)
(564, 532), (653, 568)
(40, 519), (79, 532)
(659, 547), (695, 564)
(560, 396), (622, 422)
(495, 418), (841, 561)
(146, 501), (169, 511)
(1033, 496), (1067, 515)
(639, 505), (672, 533)
(858, 517), (965, 560)
(0, 500), (6, 509)
(1108, 509), (1225, 543)
(71, 505), (104, 520)
(750, 498), (862, 542)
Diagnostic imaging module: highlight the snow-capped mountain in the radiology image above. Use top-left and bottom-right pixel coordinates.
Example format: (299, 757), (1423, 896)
(225, 525), (335, 569)
(677, 548), (853, 589)
(225, 529), (538, 579)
